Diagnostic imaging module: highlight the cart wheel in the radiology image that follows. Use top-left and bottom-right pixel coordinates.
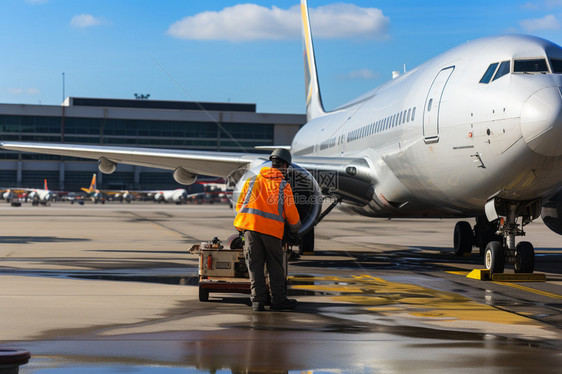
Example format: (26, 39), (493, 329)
(199, 287), (209, 302)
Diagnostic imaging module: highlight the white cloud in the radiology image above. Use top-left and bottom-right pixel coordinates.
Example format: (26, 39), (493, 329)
(309, 3), (389, 40)
(545, 0), (562, 7)
(523, 0), (562, 9)
(166, 3), (389, 42)
(520, 14), (560, 31)
(522, 2), (539, 10)
(340, 69), (379, 80)
(8, 88), (40, 95)
(70, 14), (104, 28)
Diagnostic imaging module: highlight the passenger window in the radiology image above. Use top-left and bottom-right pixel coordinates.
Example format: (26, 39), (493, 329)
(514, 59), (549, 73)
(550, 58), (562, 73)
(480, 62), (499, 84)
(427, 99), (433, 112)
(407, 108), (411, 122)
(492, 60), (510, 81)
(411, 107), (416, 121)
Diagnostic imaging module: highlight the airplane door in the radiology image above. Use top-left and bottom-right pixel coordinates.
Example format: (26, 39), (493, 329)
(423, 66), (454, 143)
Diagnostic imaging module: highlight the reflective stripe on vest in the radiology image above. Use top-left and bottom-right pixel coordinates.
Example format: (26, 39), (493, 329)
(238, 175), (286, 224)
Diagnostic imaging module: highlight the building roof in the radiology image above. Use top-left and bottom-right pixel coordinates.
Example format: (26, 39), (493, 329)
(64, 97), (256, 113)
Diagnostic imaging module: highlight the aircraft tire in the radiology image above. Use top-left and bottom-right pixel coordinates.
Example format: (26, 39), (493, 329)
(453, 221), (473, 256)
(514, 241), (535, 273)
(485, 241), (505, 274)
(199, 286), (209, 302)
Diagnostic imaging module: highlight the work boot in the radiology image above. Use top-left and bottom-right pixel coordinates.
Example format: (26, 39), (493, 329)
(270, 298), (297, 310)
(252, 302), (265, 311)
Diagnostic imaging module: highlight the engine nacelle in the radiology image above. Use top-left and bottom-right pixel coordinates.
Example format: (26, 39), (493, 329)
(173, 167), (197, 185)
(231, 161), (322, 236)
(98, 157), (117, 174)
(541, 190), (562, 235)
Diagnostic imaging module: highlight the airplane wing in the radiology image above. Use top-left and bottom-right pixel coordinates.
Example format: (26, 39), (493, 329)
(0, 142), (265, 179)
(0, 141), (374, 204)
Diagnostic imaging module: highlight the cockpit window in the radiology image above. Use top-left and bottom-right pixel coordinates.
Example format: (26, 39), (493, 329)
(479, 62), (499, 84)
(514, 59), (549, 73)
(492, 60), (510, 81)
(551, 59), (562, 73)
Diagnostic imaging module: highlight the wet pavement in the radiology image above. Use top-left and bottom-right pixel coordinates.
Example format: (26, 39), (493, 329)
(0, 203), (561, 373)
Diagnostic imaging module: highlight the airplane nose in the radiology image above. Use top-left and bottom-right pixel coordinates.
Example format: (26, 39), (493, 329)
(521, 86), (562, 157)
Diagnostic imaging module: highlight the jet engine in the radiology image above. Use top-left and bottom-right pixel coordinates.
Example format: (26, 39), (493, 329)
(98, 157), (117, 174)
(230, 161), (322, 237)
(541, 190), (562, 235)
(173, 167), (197, 185)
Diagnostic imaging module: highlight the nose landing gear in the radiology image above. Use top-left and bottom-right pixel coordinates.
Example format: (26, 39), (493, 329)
(482, 200), (539, 274)
(454, 199), (540, 274)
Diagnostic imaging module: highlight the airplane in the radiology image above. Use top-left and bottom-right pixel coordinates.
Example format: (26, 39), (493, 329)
(27, 179), (55, 205)
(1, 179), (55, 206)
(81, 174), (106, 203)
(80, 173), (199, 204)
(2, 0), (562, 274)
(152, 188), (189, 204)
(80, 173), (136, 203)
(1, 189), (14, 203)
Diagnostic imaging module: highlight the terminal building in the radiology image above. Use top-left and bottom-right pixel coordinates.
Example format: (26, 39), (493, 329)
(0, 97), (305, 191)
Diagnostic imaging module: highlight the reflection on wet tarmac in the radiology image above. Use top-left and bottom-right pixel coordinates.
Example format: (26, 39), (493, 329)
(290, 275), (537, 326)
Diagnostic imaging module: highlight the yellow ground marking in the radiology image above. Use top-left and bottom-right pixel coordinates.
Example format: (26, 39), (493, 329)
(447, 271), (560, 299)
(446, 271), (470, 276)
(289, 274), (534, 325)
(494, 282), (562, 300)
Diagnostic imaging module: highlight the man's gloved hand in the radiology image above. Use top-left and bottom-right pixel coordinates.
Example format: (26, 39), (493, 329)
(283, 230), (300, 246)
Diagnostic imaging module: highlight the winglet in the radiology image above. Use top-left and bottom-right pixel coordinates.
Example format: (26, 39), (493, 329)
(301, 0), (326, 121)
(44, 179), (48, 190)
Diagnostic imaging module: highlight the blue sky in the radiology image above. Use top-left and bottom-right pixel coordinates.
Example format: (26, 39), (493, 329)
(1, 0), (561, 114)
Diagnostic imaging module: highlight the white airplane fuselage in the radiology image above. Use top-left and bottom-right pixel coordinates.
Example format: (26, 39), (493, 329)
(292, 35), (562, 218)
(154, 189), (187, 203)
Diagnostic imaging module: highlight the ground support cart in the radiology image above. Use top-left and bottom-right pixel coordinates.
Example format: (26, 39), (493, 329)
(189, 236), (288, 302)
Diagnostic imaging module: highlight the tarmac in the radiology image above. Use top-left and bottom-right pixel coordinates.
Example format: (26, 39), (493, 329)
(0, 202), (561, 373)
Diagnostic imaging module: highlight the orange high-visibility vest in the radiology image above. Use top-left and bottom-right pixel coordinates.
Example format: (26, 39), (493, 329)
(234, 167), (301, 239)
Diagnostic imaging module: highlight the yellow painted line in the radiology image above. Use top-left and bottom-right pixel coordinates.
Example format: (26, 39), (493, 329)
(447, 270), (561, 300)
(289, 274), (535, 325)
(493, 282), (562, 300)
(492, 273), (546, 282)
(446, 271), (470, 276)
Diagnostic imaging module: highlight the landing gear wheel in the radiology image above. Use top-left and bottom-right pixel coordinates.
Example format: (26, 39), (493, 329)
(454, 221), (473, 256)
(485, 241), (505, 274)
(514, 241), (535, 273)
(199, 286), (209, 302)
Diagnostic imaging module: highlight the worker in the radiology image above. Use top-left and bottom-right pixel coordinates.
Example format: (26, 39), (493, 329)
(234, 148), (302, 311)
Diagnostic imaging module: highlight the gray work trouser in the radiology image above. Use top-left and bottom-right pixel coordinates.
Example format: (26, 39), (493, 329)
(244, 230), (286, 304)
